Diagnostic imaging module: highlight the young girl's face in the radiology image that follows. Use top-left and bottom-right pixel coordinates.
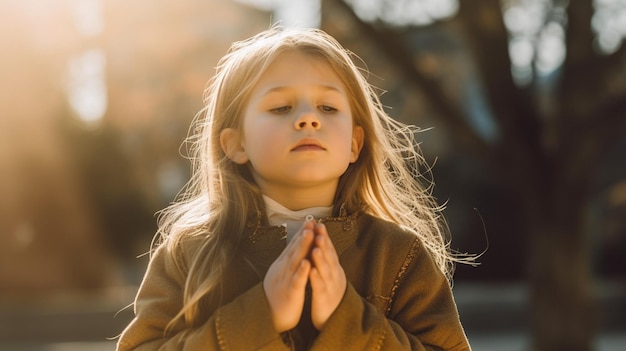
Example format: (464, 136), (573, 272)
(221, 50), (363, 209)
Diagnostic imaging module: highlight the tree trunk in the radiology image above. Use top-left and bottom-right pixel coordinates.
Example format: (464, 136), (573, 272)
(526, 180), (595, 351)
(324, 1), (604, 349)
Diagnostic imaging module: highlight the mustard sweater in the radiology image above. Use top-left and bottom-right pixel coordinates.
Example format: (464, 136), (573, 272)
(117, 211), (471, 350)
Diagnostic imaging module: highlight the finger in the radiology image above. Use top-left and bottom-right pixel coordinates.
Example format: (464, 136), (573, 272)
(313, 230), (339, 266)
(309, 266), (324, 292)
(278, 220), (317, 272)
(310, 245), (331, 281)
(291, 259), (311, 289)
(314, 224), (338, 256)
(313, 222), (328, 238)
(286, 220), (315, 250)
(282, 220), (315, 253)
(309, 261), (344, 295)
(298, 218), (316, 238)
(272, 230), (313, 280)
(285, 228), (315, 264)
(287, 219), (317, 256)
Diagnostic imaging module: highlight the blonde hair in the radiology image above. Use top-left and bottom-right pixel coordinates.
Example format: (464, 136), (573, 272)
(156, 26), (465, 333)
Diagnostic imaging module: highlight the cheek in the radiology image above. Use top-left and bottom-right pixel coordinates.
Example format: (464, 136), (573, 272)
(246, 125), (275, 147)
(241, 119), (262, 149)
(244, 133), (282, 165)
(339, 123), (357, 149)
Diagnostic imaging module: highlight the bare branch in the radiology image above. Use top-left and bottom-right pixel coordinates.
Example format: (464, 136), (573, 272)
(329, 0), (493, 160)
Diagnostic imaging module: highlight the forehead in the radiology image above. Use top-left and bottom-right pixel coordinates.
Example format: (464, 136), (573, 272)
(253, 51), (345, 90)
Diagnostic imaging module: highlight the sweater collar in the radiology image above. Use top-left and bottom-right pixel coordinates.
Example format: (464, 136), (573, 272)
(240, 204), (360, 267)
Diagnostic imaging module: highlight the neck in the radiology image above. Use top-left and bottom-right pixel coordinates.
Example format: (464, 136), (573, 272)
(261, 187), (335, 211)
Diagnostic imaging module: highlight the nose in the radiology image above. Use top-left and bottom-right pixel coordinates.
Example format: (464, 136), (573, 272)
(294, 111), (321, 130)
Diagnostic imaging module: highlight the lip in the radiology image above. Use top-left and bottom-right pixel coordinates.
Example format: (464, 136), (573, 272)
(291, 138), (326, 152)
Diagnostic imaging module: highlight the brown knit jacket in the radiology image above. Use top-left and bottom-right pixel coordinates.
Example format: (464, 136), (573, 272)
(117, 210), (471, 351)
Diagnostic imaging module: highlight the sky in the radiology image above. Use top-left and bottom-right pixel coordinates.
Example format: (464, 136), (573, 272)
(236, 0), (321, 27)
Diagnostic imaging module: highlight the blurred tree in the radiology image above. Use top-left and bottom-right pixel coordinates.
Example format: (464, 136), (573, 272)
(0, 1), (119, 295)
(322, 0), (626, 350)
(97, 0), (272, 259)
(0, 0), (272, 296)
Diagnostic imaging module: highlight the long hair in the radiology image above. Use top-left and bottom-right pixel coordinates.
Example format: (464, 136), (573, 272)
(156, 26), (466, 332)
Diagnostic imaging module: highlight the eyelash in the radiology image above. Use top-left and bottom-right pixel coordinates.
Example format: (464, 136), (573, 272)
(270, 106), (291, 114)
(269, 105), (338, 114)
(320, 105), (337, 113)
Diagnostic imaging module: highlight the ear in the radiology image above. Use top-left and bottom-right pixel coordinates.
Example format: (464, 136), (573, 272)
(220, 128), (249, 164)
(350, 125), (364, 163)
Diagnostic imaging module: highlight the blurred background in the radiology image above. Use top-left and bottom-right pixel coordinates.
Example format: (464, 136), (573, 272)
(0, 0), (624, 350)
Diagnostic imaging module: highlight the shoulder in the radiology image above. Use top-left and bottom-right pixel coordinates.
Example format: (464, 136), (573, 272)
(347, 213), (430, 276)
(353, 213), (441, 280)
(355, 213), (421, 248)
(340, 213), (445, 313)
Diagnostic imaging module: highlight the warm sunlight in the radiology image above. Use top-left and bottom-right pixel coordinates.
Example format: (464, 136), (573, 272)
(1, 1), (624, 350)
(0, 2), (271, 348)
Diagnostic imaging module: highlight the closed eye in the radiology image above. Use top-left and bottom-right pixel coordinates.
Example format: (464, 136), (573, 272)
(319, 105), (337, 113)
(270, 106), (292, 114)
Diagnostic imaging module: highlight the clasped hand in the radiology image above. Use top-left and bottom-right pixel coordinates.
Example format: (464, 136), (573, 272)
(263, 220), (347, 333)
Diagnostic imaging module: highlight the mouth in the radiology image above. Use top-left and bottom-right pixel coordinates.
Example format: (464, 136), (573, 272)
(291, 138), (325, 152)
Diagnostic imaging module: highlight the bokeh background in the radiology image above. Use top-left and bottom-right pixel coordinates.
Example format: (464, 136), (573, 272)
(0, 0), (624, 350)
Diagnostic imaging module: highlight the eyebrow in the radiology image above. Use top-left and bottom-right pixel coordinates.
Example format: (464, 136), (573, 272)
(260, 85), (344, 97)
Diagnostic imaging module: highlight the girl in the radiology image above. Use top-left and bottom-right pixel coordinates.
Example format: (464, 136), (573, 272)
(117, 26), (472, 350)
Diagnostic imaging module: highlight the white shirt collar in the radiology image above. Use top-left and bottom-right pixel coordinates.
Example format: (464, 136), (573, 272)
(262, 195), (333, 242)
